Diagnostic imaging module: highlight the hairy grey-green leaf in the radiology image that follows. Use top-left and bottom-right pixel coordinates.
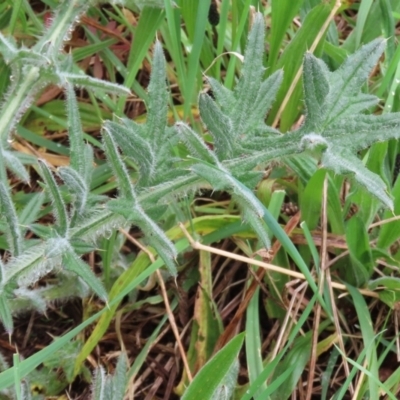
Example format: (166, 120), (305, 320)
(324, 38), (385, 125)
(231, 13), (266, 134)
(82, 143), (94, 186)
(63, 249), (107, 301)
(71, 210), (125, 243)
(199, 93), (234, 160)
(38, 159), (69, 237)
(34, 0), (90, 52)
(206, 77), (235, 114)
(110, 352), (128, 399)
(176, 122), (220, 165)
(65, 83), (87, 177)
(0, 182), (23, 257)
(321, 148), (393, 210)
(59, 72), (131, 96)
(132, 207), (177, 276)
(0, 284), (13, 334)
(102, 127), (136, 201)
(13, 287), (47, 314)
(107, 200), (177, 275)
(146, 41), (168, 143)
(4, 244), (47, 285)
(104, 120), (155, 184)
(190, 163), (230, 192)
(323, 113), (400, 151)
(244, 70), (283, 134)
(91, 366), (106, 400)
(58, 166), (88, 215)
(303, 52), (330, 129)
(239, 204), (270, 249)
(2, 150), (29, 183)
(0, 33), (17, 63)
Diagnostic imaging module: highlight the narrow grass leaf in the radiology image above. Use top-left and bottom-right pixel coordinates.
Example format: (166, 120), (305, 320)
(245, 286), (265, 395)
(268, 0), (304, 69)
(183, 0), (211, 117)
(181, 333), (245, 400)
(13, 354), (21, 400)
(270, 336), (312, 400)
(117, 6), (164, 115)
(354, 0), (374, 49)
(345, 216), (374, 287)
(346, 284), (379, 399)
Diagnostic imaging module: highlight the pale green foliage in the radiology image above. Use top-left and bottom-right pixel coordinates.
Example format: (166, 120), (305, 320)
(90, 353), (128, 400)
(0, 0), (398, 361)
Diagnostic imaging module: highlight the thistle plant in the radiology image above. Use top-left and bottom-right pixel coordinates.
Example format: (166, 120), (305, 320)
(0, 3), (399, 394)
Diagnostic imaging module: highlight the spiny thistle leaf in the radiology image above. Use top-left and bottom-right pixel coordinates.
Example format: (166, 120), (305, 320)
(0, 259), (13, 334)
(146, 41), (168, 143)
(59, 72), (131, 96)
(109, 352), (128, 399)
(176, 122), (220, 165)
(4, 244), (47, 285)
(38, 160), (69, 236)
(323, 39), (386, 126)
(2, 150), (29, 184)
(108, 42), (177, 186)
(58, 166), (88, 215)
(0, 182), (23, 257)
(296, 42), (400, 209)
(198, 93), (234, 161)
(70, 210), (125, 243)
(107, 200), (177, 275)
(321, 148), (392, 209)
(102, 127), (136, 201)
(91, 366), (106, 400)
(103, 120), (155, 185)
(231, 13), (266, 135)
(65, 83), (87, 178)
(34, 0), (90, 52)
(199, 14), (282, 160)
(62, 249), (107, 302)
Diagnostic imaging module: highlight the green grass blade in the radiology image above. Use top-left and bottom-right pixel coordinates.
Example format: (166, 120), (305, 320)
(354, 0), (374, 49)
(346, 284), (379, 399)
(182, 0), (211, 118)
(116, 6), (164, 115)
(268, 0), (304, 69)
(245, 286), (265, 396)
(181, 333), (244, 400)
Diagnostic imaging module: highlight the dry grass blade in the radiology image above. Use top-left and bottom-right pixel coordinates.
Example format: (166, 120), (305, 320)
(213, 211), (302, 351)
